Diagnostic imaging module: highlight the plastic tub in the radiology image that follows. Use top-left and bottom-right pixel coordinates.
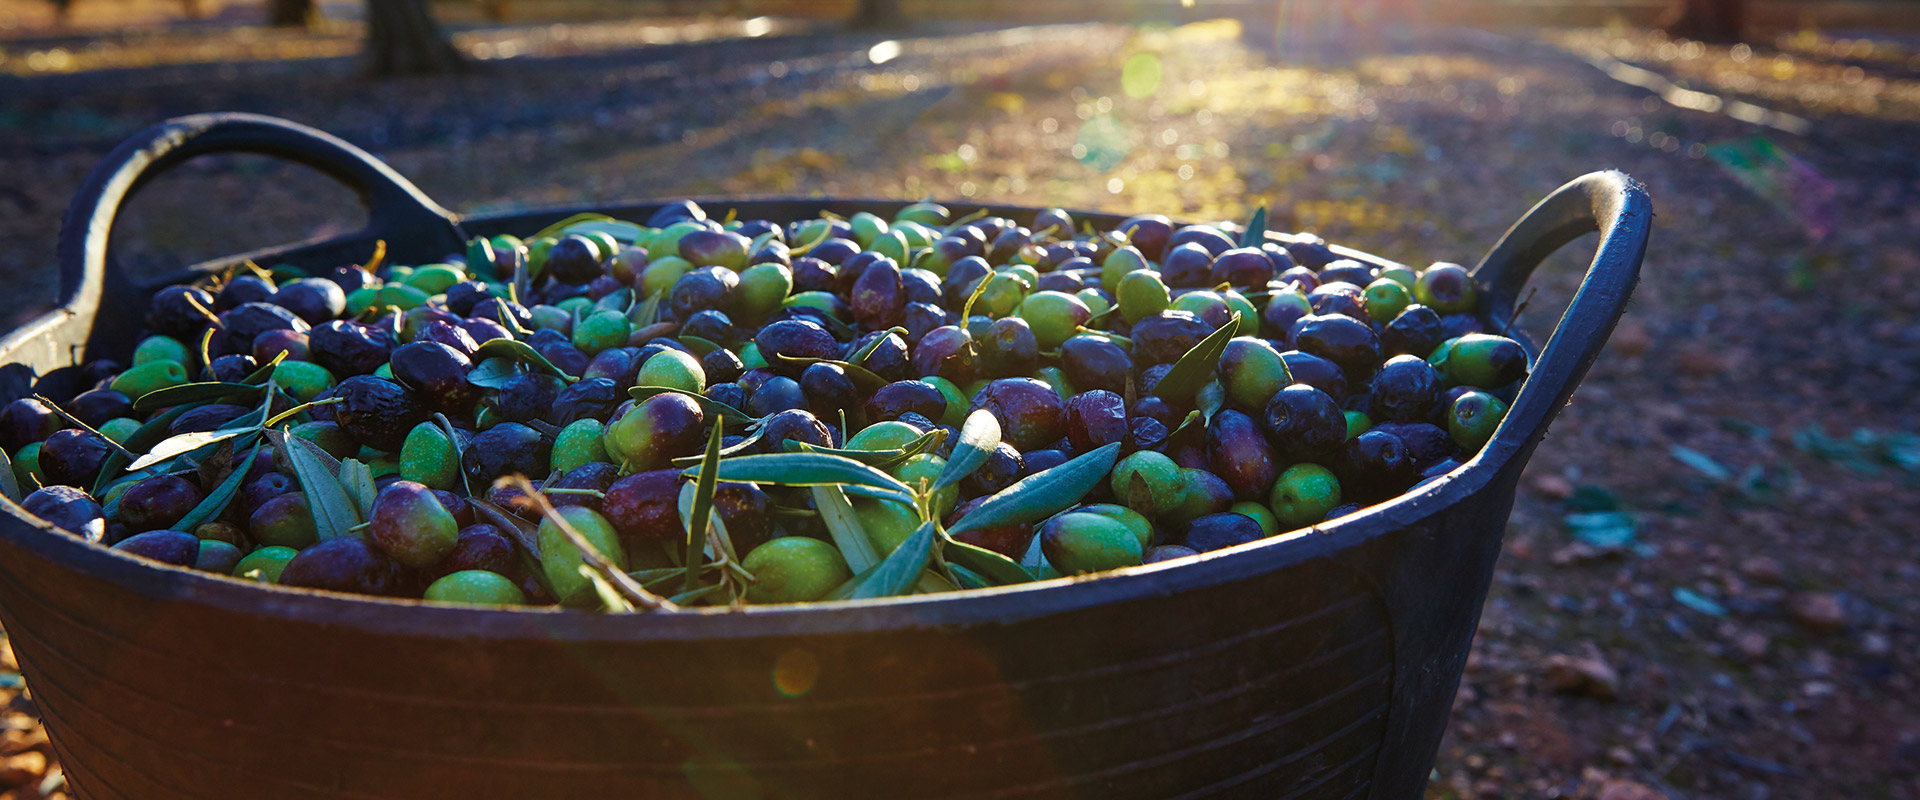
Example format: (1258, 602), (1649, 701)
(0, 113), (1649, 799)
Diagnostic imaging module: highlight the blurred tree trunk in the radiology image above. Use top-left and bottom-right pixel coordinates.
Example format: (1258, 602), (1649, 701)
(850, 0), (901, 29)
(1661, 0), (1745, 42)
(269, 0), (313, 28)
(366, 0), (465, 76)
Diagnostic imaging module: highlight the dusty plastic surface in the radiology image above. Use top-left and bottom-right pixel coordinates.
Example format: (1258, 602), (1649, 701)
(0, 114), (1649, 799)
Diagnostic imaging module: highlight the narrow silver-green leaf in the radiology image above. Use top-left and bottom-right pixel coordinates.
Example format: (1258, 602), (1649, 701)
(339, 458), (379, 520)
(172, 444), (260, 533)
(629, 291), (663, 325)
(1150, 312), (1241, 403)
(785, 430), (944, 469)
(813, 485), (881, 574)
(671, 428), (765, 466)
(948, 443), (1122, 537)
(851, 520), (935, 600)
(131, 382), (261, 415)
(0, 449), (17, 503)
(562, 219), (647, 243)
(630, 386), (756, 426)
(933, 409), (1001, 492)
(683, 453), (917, 499)
(471, 498), (555, 598)
(942, 538), (1035, 586)
(682, 424), (725, 593)
(529, 212), (615, 242)
(848, 328), (907, 367)
(270, 430), (362, 540)
(129, 427), (255, 471)
(471, 338), (575, 381)
(772, 356), (888, 393)
(93, 405), (194, 495)
(466, 357), (524, 389)
(678, 335), (723, 357)
(1238, 205), (1268, 248)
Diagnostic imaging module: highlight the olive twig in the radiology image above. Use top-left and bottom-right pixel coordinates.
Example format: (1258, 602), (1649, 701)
(501, 474), (677, 613)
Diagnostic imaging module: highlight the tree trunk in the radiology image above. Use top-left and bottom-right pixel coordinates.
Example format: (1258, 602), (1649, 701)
(850, 0), (901, 29)
(366, 0), (465, 77)
(268, 0), (313, 28)
(1660, 0), (1745, 42)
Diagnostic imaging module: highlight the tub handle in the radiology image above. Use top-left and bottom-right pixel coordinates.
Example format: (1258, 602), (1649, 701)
(54, 112), (466, 313)
(1471, 170), (1651, 453)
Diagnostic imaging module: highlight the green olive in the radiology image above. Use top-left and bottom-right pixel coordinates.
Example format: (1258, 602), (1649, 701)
(636, 350), (706, 394)
(132, 335), (191, 367)
(1270, 463), (1341, 530)
(398, 422), (461, 491)
(272, 361), (335, 403)
(424, 570), (527, 606)
(742, 537), (851, 603)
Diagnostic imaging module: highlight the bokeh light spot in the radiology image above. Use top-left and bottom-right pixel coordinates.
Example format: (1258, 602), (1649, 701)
(1074, 116), (1131, 171)
(1122, 53), (1162, 99)
(774, 648), (820, 697)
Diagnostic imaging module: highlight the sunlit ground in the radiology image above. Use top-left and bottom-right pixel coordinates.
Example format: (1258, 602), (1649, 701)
(1, 13), (1918, 800)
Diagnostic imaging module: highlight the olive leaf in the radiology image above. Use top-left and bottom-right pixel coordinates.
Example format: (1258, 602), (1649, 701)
(683, 453), (917, 505)
(947, 442), (1122, 537)
(0, 449), (17, 503)
(470, 498), (555, 598)
(511, 249), (531, 307)
(470, 338), (576, 381)
(339, 458), (379, 520)
(812, 485), (881, 574)
(129, 428), (258, 471)
(671, 428), (765, 466)
(825, 563), (879, 600)
(771, 355), (889, 393)
(784, 429), (944, 469)
(847, 328), (907, 367)
(1238, 205), (1268, 249)
(241, 352), (289, 386)
(941, 538), (1034, 587)
(629, 386), (757, 426)
(528, 212), (615, 243)
(678, 335), (723, 357)
(465, 237), (497, 279)
(172, 444), (260, 533)
(269, 429), (363, 540)
(466, 357), (524, 389)
(1019, 530), (1048, 572)
(681, 424), (725, 593)
(851, 520), (936, 600)
(562, 220), (647, 243)
(1150, 312), (1241, 403)
(933, 409), (1001, 492)
(949, 563), (990, 591)
(131, 382), (262, 415)
(783, 218), (837, 255)
(93, 405), (196, 495)
(1197, 380), (1226, 422)
(941, 208), (989, 236)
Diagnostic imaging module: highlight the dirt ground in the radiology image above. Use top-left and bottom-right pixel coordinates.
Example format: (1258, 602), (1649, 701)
(1, 14), (1917, 799)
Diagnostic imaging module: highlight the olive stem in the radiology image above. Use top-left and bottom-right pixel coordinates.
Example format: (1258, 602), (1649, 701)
(32, 394), (140, 461)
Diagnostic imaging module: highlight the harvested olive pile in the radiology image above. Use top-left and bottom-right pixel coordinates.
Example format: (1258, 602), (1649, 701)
(2, 199), (1527, 608)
